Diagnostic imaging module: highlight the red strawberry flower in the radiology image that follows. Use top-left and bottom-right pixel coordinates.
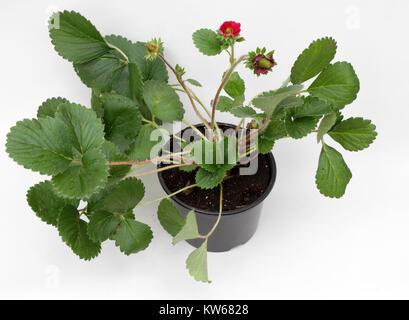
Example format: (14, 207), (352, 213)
(219, 21), (241, 37)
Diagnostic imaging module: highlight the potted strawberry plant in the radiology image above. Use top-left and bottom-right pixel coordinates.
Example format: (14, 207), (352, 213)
(5, 11), (377, 283)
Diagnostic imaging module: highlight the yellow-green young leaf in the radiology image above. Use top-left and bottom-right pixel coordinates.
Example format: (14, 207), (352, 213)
(52, 149), (108, 199)
(315, 143), (352, 198)
(253, 85), (303, 114)
(87, 210), (121, 242)
(224, 72), (245, 99)
(57, 206), (101, 260)
(317, 112), (338, 142)
(186, 79), (202, 87)
(114, 218), (153, 255)
(143, 80), (185, 123)
(328, 117), (377, 151)
(99, 94), (142, 153)
(93, 177), (145, 213)
(291, 37), (337, 84)
(27, 181), (79, 227)
(285, 114), (319, 139)
(308, 62), (360, 107)
(37, 97), (70, 118)
(192, 29), (223, 56)
(195, 167), (226, 189)
(173, 211), (200, 245)
(6, 117), (74, 175)
(49, 11), (110, 63)
(186, 240), (210, 283)
(157, 199), (185, 237)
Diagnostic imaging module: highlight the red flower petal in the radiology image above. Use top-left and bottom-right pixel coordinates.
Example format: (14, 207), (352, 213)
(219, 21), (241, 37)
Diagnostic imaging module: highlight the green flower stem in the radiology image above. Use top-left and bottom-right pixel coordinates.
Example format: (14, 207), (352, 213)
(175, 86), (223, 141)
(158, 54), (212, 132)
(128, 163), (149, 174)
(230, 44), (235, 66)
(134, 183), (198, 208)
(182, 119), (209, 141)
(211, 54), (249, 130)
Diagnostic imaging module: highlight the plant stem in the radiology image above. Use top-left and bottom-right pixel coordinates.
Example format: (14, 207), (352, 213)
(200, 184), (223, 239)
(142, 117), (186, 143)
(106, 41), (129, 63)
(127, 163), (193, 178)
(211, 55), (248, 130)
(134, 183), (198, 208)
(230, 44), (235, 66)
(107, 152), (190, 166)
(280, 76), (291, 88)
(182, 119), (208, 141)
(158, 54), (211, 132)
(234, 119), (244, 136)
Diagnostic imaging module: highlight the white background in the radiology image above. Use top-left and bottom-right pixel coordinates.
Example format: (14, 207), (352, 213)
(0, 0), (408, 299)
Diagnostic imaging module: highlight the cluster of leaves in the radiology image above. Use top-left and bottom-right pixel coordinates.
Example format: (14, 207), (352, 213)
(6, 11), (189, 261)
(206, 36), (377, 198)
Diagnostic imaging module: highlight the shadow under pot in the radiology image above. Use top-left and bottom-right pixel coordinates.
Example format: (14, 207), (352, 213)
(157, 122), (276, 252)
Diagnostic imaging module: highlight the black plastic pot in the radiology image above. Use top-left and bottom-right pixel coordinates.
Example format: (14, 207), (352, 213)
(157, 123), (276, 252)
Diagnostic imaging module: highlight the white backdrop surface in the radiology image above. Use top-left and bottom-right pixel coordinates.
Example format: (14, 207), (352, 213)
(0, 0), (408, 299)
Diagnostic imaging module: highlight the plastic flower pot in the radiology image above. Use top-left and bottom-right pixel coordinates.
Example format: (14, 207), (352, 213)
(157, 123), (277, 252)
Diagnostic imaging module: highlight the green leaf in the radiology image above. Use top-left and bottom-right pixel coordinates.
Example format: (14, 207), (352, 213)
(224, 72), (245, 98)
(292, 96), (334, 118)
(27, 181), (78, 226)
(308, 62), (360, 107)
(195, 167), (226, 189)
(291, 37), (337, 84)
(173, 211), (200, 245)
(143, 80), (185, 123)
(52, 149), (108, 199)
(315, 143), (352, 198)
(230, 106), (259, 118)
(87, 210), (121, 242)
(192, 29), (223, 56)
(101, 141), (131, 185)
(216, 96), (234, 112)
(57, 206), (101, 260)
(74, 52), (125, 93)
(6, 117), (73, 175)
(128, 63), (144, 103)
(186, 240), (210, 283)
(37, 97), (70, 118)
(285, 114), (318, 139)
(179, 165), (198, 172)
(157, 199), (185, 237)
(186, 79), (202, 87)
(257, 137), (275, 154)
(317, 112), (338, 142)
(49, 11), (110, 63)
(55, 103), (105, 154)
(91, 89), (104, 118)
(100, 94), (142, 153)
(128, 124), (162, 161)
(253, 85), (303, 114)
(94, 177), (145, 213)
(114, 218), (153, 255)
(328, 117), (377, 151)
(261, 119), (287, 140)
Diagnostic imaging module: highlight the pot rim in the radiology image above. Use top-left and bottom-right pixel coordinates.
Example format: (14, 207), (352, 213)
(157, 122), (277, 216)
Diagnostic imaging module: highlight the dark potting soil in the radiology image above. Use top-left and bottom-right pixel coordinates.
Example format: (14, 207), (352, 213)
(161, 153), (271, 212)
